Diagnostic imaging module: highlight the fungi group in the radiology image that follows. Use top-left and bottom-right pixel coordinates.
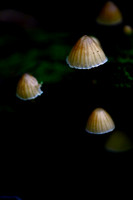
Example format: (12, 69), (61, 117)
(4, 1), (132, 149)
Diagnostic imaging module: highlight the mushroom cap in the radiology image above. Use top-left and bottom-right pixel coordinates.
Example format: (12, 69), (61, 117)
(86, 108), (115, 134)
(16, 73), (43, 100)
(105, 130), (133, 152)
(96, 1), (123, 25)
(90, 36), (101, 46)
(123, 25), (133, 35)
(66, 35), (108, 69)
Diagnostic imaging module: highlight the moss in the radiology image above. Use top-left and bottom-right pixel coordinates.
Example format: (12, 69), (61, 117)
(109, 33), (133, 88)
(0, 29), (72, 82)
(33, 61), (72, 83)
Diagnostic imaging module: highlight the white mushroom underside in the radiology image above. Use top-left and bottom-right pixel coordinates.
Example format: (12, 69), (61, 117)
(85, 126), (115, 134)
(66, 57), (108, 69)
(16, 90), (43, 100)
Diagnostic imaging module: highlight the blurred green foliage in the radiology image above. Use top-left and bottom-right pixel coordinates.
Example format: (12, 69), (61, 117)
(110, 34), (133, 88)
(1, 27), (133, 90)
(0, 29), (72, 83)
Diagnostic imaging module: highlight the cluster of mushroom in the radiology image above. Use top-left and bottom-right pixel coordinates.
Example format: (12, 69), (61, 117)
(15, 1), (131, 137)
(66, 34), (115, 134)
(64, 1), (133, 136)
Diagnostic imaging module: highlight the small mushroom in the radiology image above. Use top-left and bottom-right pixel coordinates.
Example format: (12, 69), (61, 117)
(16, 73), (43, 100)
(105, 130), (133, 152)
(66, 35), (108, 69)
(123, 25), (133, 35)
(96, 1), (123, 25)
(85, 108), (115, 134)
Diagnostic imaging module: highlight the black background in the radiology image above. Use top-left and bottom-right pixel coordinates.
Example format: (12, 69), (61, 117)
(0, 1), (133, 199)
(0, 0), (132, 31)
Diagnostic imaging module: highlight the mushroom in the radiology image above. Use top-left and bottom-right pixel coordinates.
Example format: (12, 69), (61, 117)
(123, 25), (133, 35)
(66, 35), (108, 69)
(16, 73), (43, 100)
(85, 108), (115, 134)
(104, 130), (133, 152)
(96, 1), (123, 25)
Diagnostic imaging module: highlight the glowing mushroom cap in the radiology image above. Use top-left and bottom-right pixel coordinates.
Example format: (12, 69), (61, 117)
(96, 1), (123, 25)
(16, 73), (43, 100)
(86, 108), (115, 134)
(66, 35), (108, 69)
(105, 130), (133, 152)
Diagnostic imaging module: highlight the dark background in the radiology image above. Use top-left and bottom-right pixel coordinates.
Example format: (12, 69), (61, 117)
(0, 0), (133, 30)
(0, 1), (133, 199)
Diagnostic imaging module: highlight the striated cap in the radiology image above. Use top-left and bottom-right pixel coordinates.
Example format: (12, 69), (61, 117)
(90, 36), (101, 46)
(16, 73), (43, 100)
(86, 108), (115, 134)
(96, 1), (123, 25)
(66, 35), (108, 69)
